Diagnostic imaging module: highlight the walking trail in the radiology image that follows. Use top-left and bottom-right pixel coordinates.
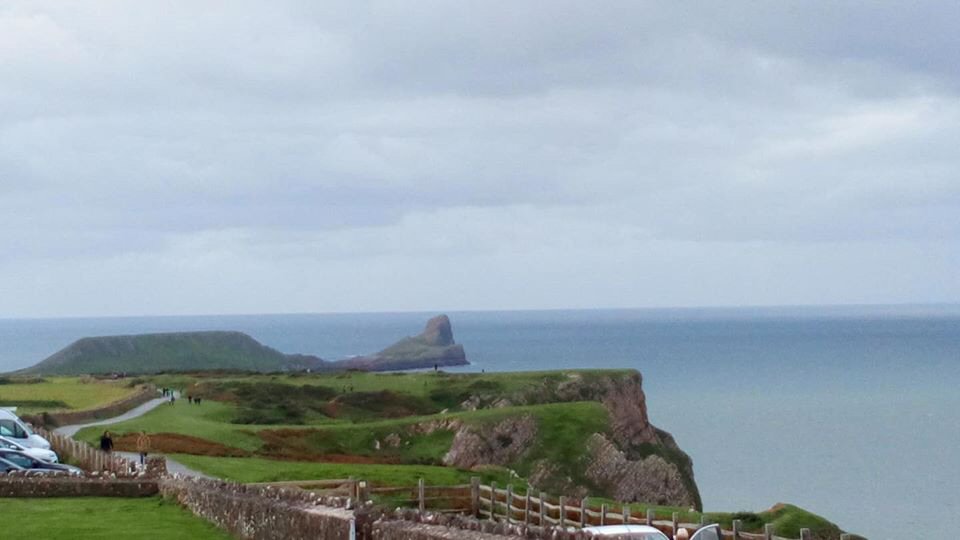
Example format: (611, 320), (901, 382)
(54, 391), (213, 479)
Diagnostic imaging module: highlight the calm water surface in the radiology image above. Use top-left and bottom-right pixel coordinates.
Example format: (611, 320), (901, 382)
(2, 306), (958, 540)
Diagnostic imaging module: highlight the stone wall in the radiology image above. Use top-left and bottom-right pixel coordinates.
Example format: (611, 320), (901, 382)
(22, 384), (157, 428)
(159, 476), (355, 540)
(0, 473), (158, 497)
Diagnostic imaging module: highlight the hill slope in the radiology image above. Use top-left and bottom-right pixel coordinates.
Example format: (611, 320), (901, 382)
(18, 315), (469, 375)
(20, 331), (308, 375)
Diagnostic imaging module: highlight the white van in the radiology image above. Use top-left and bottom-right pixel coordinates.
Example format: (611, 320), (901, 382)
(0, 409), (52, 450)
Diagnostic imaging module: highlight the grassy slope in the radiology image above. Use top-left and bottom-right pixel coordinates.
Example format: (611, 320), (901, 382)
(0, 377), (138, 413)
(0, 497), (232, 540)
(75, 395), (609, 486)
(23, 331), (293, 375)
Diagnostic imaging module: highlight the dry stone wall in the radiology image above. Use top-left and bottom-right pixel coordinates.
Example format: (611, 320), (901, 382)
(159, 476), (355, 540)
(0, 473), (158, 497)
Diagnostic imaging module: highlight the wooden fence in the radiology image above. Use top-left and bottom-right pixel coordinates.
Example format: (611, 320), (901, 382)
(307, 477), (857, 540)
(32, 426), (137, 477)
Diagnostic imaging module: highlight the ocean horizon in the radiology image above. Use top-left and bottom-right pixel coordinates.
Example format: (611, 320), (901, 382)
(3, 304), (959, 540)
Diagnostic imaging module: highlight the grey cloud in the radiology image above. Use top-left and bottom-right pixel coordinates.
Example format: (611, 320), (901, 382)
(0, 1), (958, 314)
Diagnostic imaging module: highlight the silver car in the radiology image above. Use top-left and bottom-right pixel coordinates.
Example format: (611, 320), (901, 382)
(583, 524), (723, 540)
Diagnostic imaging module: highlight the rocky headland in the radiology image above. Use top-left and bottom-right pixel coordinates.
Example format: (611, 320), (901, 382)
(17, 315), (467, 375)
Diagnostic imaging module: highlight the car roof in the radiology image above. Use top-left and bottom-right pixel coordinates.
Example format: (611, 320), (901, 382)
(582, 525), (668, 534)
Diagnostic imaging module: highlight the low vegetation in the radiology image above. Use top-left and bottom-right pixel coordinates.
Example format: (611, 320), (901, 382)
(0, 376), (139, 413)
(0, 497), (233, 540)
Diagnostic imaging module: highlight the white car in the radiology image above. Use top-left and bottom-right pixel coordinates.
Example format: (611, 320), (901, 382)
(583, 524), (723, 540)
(0, 436), (59, 463)
(0, 409), (52, 450)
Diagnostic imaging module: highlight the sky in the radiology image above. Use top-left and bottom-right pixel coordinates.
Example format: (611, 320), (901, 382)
(1, 1), (958, 317)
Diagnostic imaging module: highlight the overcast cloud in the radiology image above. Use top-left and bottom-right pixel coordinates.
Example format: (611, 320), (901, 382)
(1, 1), (958, 317)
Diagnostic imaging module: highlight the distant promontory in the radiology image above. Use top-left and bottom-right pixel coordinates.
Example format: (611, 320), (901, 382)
(17, 315), (468, 375)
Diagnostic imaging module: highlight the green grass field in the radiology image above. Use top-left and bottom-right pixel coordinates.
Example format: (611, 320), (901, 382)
(172, 454), (522, 488)
(0, 377), (139, 413)
(0, 497), (232, 539)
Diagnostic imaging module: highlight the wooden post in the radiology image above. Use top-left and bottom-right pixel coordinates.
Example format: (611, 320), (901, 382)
(601, 504), (608, 526)
(417, 478), (425, 513)
(673, 512), (679, 539)
(505, 484), (513, 523)
(539, 492), (547, 527)
(732, 519), (741, 539)
(358, 480), (368, 502)
(470, 477), (481, 517)
(490, 481), (497, 520)
(558, 496), (566, 529)
(580, 498), (588, 527)
(623, 504), (631, 525)
(524, 491), (531, 525)
(800, 528), (811, 540)
(763, 523), (773, 540)
(646, 508), (655, 526)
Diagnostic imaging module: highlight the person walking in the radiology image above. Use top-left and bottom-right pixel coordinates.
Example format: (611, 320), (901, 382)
(99, 431), (113, 453)
(136, 431), (151, 465)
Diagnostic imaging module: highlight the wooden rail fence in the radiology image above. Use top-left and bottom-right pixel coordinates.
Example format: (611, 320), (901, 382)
(31, 426), (137, 477)
(313, 477), (855, 540)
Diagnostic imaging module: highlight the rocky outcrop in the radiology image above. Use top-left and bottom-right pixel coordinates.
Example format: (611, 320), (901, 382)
(451, 370), (701, 510)
(442, 416), (537, 469)
(340, 315), (468, 371)
(584, 433), (697, 508)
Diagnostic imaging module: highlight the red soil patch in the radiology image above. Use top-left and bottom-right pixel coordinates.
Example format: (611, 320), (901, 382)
(113, 433), (250, 457)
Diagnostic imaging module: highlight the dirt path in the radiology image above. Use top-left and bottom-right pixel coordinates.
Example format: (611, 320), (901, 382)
(54, 391), (213, 479)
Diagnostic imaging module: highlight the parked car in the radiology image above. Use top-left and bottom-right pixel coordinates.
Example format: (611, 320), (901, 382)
(0, 409), (52, 450)
(0, 457), (60, 475)
(0, 457), (24, 473)
(0, 436), (59, 463)
(583, 524), (723, 540)
(0, 449), (82, 475)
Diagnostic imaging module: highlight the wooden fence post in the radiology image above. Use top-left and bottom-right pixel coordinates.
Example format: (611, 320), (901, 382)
(646, 508), (655, 526)
(673, 512), (679, 539)
(623, 504), (631, 525)
(505, 484), (513, 524)
(732, 519), (741, 539)
(417, 478), (425, 513)
(524, 491), (531, 525)
(764, 523), (773, 540)
(358, 480), (368, 502)
(558, 496), (566, 529)
(470, 477), (480, 517)
(539, 492), (547, 527)
(800, 528), (811, 540)
(580, 498), (588, 527)
(601, 504), (608, 526)
(489, 482), (497, 520)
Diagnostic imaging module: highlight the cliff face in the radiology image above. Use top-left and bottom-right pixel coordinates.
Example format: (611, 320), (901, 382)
(440, 370), (701, 509)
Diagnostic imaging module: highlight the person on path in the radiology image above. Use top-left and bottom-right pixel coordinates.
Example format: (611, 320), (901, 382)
(99, 431), (113, 453)
(136, 431), (151, 465)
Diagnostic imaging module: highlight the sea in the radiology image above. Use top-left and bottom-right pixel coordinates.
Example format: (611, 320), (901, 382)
(2, 305), (958, 540)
